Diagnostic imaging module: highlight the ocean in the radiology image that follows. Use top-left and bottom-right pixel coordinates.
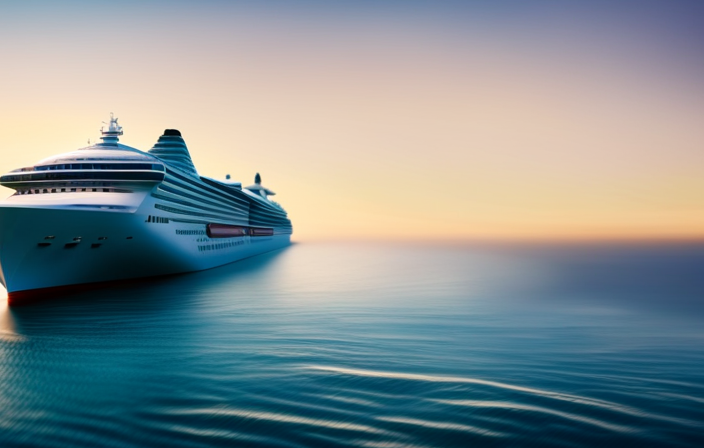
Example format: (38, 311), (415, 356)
(1, 241), (703, 447)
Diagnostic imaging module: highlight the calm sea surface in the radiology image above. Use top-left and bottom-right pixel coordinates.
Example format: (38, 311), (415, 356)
(1, 242), (703, 447)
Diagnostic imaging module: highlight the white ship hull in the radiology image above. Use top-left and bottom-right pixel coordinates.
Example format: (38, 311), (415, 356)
(0, 204), (290, 303)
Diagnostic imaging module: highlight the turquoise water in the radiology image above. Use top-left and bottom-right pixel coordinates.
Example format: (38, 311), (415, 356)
(1, 242), (703, 447)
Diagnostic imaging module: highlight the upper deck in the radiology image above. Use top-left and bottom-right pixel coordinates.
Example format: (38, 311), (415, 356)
(0, 116), (166, 194)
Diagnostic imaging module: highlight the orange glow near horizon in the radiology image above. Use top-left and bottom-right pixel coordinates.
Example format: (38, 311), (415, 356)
(1, 3), (703, 242)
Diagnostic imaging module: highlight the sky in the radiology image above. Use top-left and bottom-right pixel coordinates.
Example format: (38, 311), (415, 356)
(0, 0), (703, 242)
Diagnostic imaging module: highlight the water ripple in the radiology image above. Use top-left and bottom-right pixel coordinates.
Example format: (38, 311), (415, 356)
(376, 416), (505, 438)
(430, 399), (634, 433)
(172, 407), (399, 437)
(1, 243), (704, 447)
(305, 365), (632, 412)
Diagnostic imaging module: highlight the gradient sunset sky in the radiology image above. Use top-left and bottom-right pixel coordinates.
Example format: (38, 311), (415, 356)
(1, 1), (703, 241)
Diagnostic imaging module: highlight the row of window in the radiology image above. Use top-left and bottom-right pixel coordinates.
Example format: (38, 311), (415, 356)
(31, 163), (164, 171)
(15, 187), (125, 195)
(147, 215), (169, 224)
(176, 229), (206, 235)
(197, 240), (245, 252)
(2, 171), (165, 183)
(13, 158), (153, 172)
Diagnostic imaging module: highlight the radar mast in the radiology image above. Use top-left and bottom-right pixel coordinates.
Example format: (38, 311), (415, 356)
(98, 113), (123, 146)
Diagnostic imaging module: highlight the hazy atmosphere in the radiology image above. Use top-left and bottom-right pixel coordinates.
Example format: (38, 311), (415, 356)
(2, 3), (704, 448)
(1, 0), (703, 241)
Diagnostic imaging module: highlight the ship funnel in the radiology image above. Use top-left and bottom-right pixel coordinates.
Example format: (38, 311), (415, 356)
(246, 173), (275, 197)
(148, 129), (198, 177)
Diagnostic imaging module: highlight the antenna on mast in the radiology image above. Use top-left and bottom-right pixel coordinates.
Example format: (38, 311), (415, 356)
(98, 112), (123, 146)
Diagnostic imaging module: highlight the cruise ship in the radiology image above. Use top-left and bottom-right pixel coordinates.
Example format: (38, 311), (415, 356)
(0, 115), (292, 305)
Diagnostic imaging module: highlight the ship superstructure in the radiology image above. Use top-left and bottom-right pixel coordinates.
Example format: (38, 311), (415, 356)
(0, 115), (292, 304)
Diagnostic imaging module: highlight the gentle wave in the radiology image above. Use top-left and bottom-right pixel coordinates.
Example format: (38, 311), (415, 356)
(431, 399), (634, 433)
(304, 365), (704, 436)
(171, 407), (400, 437)
(304, 365), (632, 412)
(376, 416), (506, 438)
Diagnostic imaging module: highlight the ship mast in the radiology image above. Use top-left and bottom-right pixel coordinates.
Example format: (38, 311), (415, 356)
(98, 113), (123, 146)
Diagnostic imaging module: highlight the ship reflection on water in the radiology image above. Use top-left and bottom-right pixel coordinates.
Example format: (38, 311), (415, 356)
(1, 242), (703, 447)
(2, 245), (290, 334)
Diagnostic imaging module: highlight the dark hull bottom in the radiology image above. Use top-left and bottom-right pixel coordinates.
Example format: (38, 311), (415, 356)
(7, 273), (183, 306)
